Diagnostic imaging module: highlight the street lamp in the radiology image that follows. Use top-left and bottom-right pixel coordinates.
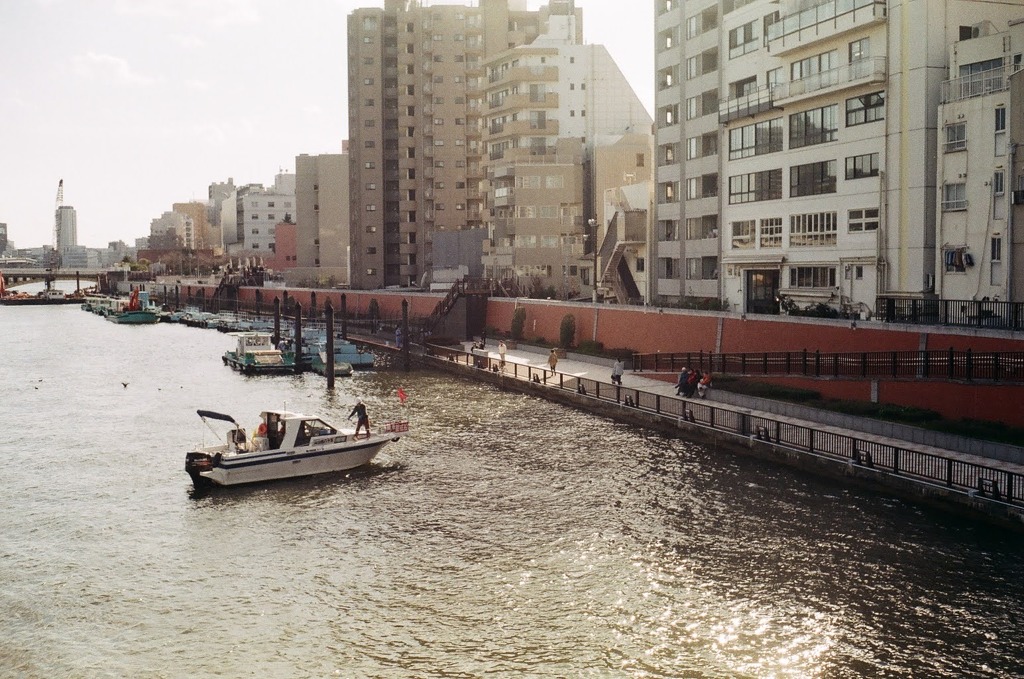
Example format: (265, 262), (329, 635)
(587, 218), (599, 304)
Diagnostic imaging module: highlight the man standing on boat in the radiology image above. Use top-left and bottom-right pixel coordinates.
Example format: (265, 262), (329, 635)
(349, 400), (370, 439)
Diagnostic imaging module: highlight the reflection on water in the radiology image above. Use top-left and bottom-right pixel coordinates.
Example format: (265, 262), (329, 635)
(1, 305), (1023, 677)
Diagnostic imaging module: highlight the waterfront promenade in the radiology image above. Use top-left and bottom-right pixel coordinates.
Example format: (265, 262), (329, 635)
(410, 337), (1024, 528)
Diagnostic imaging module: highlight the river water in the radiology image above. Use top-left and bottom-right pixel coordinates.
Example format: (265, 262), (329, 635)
(2, 298), (1024, 678)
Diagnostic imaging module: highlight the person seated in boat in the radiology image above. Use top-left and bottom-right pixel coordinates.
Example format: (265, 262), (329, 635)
(348, 400), (370, 439)
(251, 421), (269, 451)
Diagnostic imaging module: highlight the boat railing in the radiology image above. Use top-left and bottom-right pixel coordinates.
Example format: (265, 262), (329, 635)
(380, 421), (410, 434)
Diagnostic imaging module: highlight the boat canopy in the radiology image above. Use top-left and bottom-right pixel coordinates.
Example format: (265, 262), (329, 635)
(197, 409), (238, 424)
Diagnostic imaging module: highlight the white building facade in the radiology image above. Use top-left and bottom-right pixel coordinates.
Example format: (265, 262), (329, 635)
(656, 0), (1024, 317)
(936, 20), (1024, 304)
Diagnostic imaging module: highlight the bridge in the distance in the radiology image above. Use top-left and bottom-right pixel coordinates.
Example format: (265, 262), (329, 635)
(1, 268), (107, 287)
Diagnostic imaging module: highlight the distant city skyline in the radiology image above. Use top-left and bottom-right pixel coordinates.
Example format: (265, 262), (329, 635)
(0, 0), (653, 250)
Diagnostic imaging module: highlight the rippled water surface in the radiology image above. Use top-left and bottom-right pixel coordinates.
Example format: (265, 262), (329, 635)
(2, 302), (1024, 678)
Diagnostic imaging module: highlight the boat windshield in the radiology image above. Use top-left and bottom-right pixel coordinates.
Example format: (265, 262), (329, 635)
(294, 419), (337, 446)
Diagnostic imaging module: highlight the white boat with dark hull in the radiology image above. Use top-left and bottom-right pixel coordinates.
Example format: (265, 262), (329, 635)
(185, 409), (409, 488)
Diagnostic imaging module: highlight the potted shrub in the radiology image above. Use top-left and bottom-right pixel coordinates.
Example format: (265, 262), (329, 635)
(557, 313), (575, 358)
(509, 307), (525, 347)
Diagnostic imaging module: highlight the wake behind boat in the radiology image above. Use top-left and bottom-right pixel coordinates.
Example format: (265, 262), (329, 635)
(185, 408), (409, 488)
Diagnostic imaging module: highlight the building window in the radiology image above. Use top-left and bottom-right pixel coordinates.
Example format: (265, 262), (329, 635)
(995, 106), (1007, 133)
(759, 217), (782, 248)
(686, 256), (719, 280)
(992, 236), (1003, 262)
(848, 208), (879, 232)
(790, 212), (837, 247)
(730, 220), (755, 248)
(790, 160), (837, 197)
(366, 247), (377, 255)
(728, 19), (759, 59)
(846, 91), (885, 126)
(791, 50), (836, 81)
(729, 118), (783, 159)
(658, 257), (679, 279)
(790, 104), (838, 148)
(942, 183), (967, 210)
(366, 204), (377, 211)
(944, 123), (967, 152)
(659, 220), (679, 241)
(849, 37), (870, 62)
(687, 173), (719, 200)
(790, 266), (836, 288)
(728, 169), (782, 204)
(845, 153), (879, 179)
(365, 182), (376, 190)
(994, 170), (1005, 196)
(685, 214), (718, 240)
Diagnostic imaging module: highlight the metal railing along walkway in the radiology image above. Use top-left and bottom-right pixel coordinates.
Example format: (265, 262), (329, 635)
(632, 348), (1024, 383)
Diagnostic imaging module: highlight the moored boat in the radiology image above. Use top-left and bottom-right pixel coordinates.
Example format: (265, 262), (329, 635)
(105, 289), (159, 324)
(185, 408), (409, 488)
(222, 331), (297, 374)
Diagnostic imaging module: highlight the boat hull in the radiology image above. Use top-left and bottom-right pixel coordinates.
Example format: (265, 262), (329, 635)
(106, 310), (159, 324)
(186, 435), (390, 487)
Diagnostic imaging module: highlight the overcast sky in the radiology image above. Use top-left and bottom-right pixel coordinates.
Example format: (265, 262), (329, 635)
(0, 0), (653, 250)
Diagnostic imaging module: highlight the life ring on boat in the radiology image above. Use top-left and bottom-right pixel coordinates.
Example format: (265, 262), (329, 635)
(257, 422), (267, 437)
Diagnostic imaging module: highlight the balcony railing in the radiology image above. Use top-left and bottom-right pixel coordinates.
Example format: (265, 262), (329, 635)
(767, 0), (886, 52)
(719, 85), (777, 124)
(877, 297), (1024, 330)
(941, 63), (1022, 103)
(773, 56), (886, 103)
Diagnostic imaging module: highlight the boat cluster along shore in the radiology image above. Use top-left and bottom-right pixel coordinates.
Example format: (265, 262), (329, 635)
(79, 291), (376, 376)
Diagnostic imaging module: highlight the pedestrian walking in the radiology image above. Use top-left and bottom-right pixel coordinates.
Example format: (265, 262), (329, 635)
(498, 340), (507, 367)
(548, 348), (559, 372)
(611, 358), (624, 385)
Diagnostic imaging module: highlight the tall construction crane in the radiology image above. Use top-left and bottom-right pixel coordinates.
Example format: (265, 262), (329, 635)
(52, 179), (63, 269)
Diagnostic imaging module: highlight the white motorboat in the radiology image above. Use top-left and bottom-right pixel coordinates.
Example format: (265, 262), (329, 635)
(185, 408), (409, 488)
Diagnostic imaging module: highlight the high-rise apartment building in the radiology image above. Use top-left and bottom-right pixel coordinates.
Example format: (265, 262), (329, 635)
(479, 3), (652, 297)
(655, 0), (1024, 317)
(347, 0), (585, 290)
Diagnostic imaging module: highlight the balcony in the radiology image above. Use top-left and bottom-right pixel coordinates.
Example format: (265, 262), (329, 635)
(941, 63), (1022, 103)
(719, 85), (777, 124)
(772, 56), (886, 105)
(767, 0), (887, 56)
(487, 64), (558, 85)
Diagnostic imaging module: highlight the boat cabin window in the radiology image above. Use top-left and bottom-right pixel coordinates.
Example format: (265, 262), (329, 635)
(294, 419), (337, 446)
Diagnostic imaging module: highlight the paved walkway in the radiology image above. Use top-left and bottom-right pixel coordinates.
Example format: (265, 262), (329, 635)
(461, 340), (1024, 480)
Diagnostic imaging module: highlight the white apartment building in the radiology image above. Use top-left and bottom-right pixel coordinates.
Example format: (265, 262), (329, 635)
(222, 173), (296, 256)
(656, 0), (1024, 317)
(936, 20), (1024, 304)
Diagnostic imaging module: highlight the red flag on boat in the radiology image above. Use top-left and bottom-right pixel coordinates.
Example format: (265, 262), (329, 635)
(397, 388), (408, 404)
